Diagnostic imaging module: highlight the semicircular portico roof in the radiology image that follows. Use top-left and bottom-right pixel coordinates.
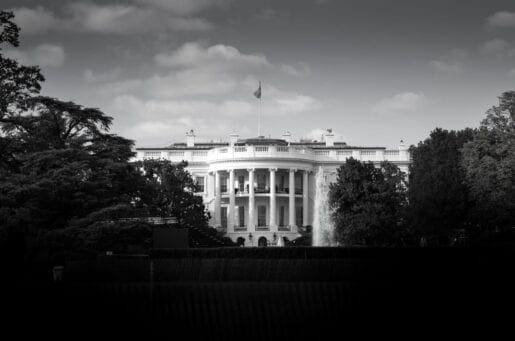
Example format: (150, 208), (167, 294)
(235, 136), (288, 146)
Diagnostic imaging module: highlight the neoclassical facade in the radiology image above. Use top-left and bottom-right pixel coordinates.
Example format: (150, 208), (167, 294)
(135, 130), (410, 246)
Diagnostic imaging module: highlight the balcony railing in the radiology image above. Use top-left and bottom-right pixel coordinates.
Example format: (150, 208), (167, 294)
(207, 145), (313, 163)
(138, 146), (409, 163)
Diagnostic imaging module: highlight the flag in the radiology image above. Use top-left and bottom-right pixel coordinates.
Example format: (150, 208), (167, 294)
(253, 81), (261, 99)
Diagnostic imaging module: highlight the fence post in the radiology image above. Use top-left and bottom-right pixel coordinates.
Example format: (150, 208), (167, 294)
(149, 259), (154, 314)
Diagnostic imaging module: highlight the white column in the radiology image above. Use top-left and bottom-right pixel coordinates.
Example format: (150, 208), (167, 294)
(248, 168), (255, 230)
(303, 170), (309, 227)
(214, 171), (221, 227)
(269, 168), (277, 230)
(289, 168), (296, 229)
(228, 169), (235, 232)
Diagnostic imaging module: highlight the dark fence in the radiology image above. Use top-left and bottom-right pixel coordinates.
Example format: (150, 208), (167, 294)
(4, 247), (514, 338)
(65, 246), (514, 283)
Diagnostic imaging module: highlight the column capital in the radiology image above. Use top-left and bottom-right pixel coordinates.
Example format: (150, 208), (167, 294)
(269, 167), (278, 172)
(289, 168), (297, 173)
(246, 168), (255, 172)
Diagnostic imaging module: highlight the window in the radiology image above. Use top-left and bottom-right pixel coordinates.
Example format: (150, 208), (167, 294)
(144, 151), (161, 158)
(257, 174), (266, 191)
(195, 176), (205, 193)
(279, 206), (285, 226)
(279, 175), (286, 192)
(295, 174), (302, 194)
(221, 176), (227, 193)
(258, 237), (268, 247)
(238, 206), (245, 227)
(238, 175), (245, 192)
(258, 205), (267, 227)
(221, 207), (227, 228)
(296, 206), (303, 227)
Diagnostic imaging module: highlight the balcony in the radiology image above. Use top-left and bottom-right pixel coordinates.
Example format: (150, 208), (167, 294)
(207, 145), (313, 163)
(221, 187), (303, 197)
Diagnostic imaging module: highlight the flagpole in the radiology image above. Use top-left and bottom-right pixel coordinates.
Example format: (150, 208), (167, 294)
(258, 95), (261, 137)
(254, 81), (262, 137)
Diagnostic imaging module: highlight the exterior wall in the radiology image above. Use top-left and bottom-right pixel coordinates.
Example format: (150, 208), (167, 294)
(135, 138), (410, 246)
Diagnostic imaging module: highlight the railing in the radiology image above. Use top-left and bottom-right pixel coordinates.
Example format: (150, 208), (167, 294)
(207, 145), (313, 162)
(138, 146), (409, 163)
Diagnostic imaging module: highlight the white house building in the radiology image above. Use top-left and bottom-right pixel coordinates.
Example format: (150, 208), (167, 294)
(135, 129), (410, 247)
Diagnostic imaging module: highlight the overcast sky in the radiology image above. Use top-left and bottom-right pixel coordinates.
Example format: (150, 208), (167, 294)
(2, 0), (515, 148)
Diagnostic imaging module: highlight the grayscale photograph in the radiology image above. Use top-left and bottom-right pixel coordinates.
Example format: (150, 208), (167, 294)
(1, 0), (514, 339)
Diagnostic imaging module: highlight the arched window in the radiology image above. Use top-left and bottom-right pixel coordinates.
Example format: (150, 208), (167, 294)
(236, 237), (245, 246)
(258, 237), (268, 247)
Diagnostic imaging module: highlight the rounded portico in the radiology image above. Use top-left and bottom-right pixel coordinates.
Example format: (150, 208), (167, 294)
(207, 137), (313, 246)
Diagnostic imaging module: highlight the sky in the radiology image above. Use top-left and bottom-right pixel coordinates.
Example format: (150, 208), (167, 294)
(1, 0), (515, 148)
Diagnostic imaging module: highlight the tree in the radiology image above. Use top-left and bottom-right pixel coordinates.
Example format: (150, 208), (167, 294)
(0, 96), (140, 259)
(461, 91), (515, 231)
(407, 128), (476, 243)
(0, 11), (44, 117)
(329, 158), (408, 246)
(135, 159), (210, 229)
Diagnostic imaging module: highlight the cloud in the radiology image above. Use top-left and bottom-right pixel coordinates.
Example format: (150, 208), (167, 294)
(84, 67), (122, 83)
(131, 0), (232, 15)
(100, 42), (304, 100)
(429, 60), (463, 73)
(303, 128), (344, 142)
(429, 48), (468, 74)
(253, 9), (277, 21)
(508, 69), (515, 77)
(280, 62), (311, 77)
(486, 11), (515, 28)
(304, 128), (327, 141)
(480, 38), (515, 58)
(94, 42), (322, 143)
(3, 44), (66, 68)
(11, 6), (59, 34)
(275, 95), (321, 113)
(372, 92), (426, 115)
(155, 42), (271, 71)
(110, 94), (253, 144)
(12, 3), (212, 35)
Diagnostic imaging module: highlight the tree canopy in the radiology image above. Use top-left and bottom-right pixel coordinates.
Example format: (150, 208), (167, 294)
(407, 128), (476, 242)
(329, 159), (408, 246)
(0, 11), (44, 116)
(461, 91), (515, 230)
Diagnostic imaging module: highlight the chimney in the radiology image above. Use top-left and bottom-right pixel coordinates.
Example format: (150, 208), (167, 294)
(281, 131), (292, 143)
(186, 129), (195, 147)
(324, 128), (335, 147)
(229, 133), (239, 147)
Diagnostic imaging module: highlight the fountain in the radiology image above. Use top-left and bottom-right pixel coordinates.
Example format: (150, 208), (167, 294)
(312, 166), (336, 246)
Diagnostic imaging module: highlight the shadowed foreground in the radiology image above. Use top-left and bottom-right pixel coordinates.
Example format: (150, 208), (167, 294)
(3, 247), (514, 339)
